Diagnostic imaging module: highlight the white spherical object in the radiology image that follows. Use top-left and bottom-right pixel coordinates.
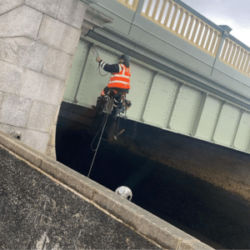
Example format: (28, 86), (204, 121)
(115, 186), (133, 201)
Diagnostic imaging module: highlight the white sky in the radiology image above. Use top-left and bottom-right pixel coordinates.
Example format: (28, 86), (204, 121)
(182, 0), (250, 47)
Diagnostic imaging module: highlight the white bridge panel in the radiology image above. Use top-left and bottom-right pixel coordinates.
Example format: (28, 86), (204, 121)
(143, 75), (179, 127)
(126, 62), (153, 121)
(169, 86), (203, 134)
(214, 104), (241, 146)
(234, 112), (250, 151)
(196, 96), (222, 141)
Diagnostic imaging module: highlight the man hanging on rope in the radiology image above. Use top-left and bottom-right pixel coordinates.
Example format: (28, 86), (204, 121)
(88, 55), (132, 177)
(95, 55), (132, 116)
(96, 54), (131, 95)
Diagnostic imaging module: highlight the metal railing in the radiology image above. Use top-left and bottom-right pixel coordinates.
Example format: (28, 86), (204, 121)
(115, 0), (250, 76)
(220, 38), (250, 76)
(116, 0), (140, 11)
(141, 0), (221, 56)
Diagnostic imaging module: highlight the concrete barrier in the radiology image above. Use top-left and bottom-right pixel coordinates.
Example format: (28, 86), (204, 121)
(0, 131), (214, 249)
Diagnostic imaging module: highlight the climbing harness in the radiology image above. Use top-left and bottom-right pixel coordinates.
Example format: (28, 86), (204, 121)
(113, 93), (131, 140)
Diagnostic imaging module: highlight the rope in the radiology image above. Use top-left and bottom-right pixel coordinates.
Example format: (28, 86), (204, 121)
(92, 45), (108, 77)
(88, 112), (109, 178)
(90, 113), (107, 151)
(116, 112), (120, 132)
(87, 45), (111, 177)
(99, 65), (108, 77)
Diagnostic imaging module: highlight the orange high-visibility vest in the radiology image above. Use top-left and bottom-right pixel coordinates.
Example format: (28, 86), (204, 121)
(108, 64), (131, 89)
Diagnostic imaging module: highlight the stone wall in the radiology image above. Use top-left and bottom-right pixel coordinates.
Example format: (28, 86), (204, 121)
(0, 0), (87, 157)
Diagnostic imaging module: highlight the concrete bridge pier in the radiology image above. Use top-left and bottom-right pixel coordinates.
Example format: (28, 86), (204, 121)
(0, 0), (111, 158)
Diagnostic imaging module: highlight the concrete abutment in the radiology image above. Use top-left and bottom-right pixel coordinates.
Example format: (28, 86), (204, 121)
(0, 0), (111, 158)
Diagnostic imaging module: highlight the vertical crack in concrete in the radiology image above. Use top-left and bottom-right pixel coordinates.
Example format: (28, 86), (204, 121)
(36, 13), (44, 40)
(176, 238), (182, 250)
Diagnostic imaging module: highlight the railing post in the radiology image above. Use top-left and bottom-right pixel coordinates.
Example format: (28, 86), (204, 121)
(129, 0), (145, 34)
(211, 25), (232, 75)
(136, 0), (145, 14)
(216, 26), (232, 58)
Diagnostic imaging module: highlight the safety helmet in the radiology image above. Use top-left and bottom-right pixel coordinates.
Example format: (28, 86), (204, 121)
(115, 186), (133, 201)
(119, 54), (130, 67)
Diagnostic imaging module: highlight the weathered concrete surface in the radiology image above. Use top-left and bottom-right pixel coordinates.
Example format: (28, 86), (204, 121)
(0, 0), (25, 15)
(0, 130), (213, 250)
(0, 5), (43, 39)
(0, 0), (88, 157)
(0, 38), (49, 72)
(42, 48), (72, 81)
(0, 61), (24, 94)
(0, 0), (113, 158)
(26, 102), (58, 132)
(20, 69), (65, 106)
(56, 102), (250, 249)
(25, 0), (61, 18)
(57, 0), (87, 29)
(0, 93), (32, 127)
(38, 15), (81, 55)
(0, 147), (158, 249)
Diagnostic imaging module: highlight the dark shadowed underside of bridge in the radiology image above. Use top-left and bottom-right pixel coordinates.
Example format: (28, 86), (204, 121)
(56, 103), (250, 250)
(56, 0), (250, 249)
